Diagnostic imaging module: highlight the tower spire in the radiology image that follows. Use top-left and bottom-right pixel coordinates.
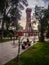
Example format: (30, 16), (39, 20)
(25, 8), (32, 32)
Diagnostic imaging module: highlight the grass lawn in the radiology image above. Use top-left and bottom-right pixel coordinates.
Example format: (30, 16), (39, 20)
(0, 39), (11, 43)
(5, 42), (49, 65)
(0, 38), (17, 43)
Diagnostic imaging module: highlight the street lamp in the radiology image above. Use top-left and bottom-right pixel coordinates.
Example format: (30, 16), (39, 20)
(16, 36), (21, 65)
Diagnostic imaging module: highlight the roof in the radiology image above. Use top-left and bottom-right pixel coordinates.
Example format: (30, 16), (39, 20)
(26, 8), (32, 12)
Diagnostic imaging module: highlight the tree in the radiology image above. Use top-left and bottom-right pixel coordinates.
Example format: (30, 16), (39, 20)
(0, 0), (9, 39)
(35, 5), (49, 42)
(0, 0), (28, 39)
(0, 0), (7, 13)
(45, 5), (49, 38)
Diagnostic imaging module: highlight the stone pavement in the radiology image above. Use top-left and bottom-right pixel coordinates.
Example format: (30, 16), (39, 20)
(0, 36), (38, 65)
(0, 40), (19, 65)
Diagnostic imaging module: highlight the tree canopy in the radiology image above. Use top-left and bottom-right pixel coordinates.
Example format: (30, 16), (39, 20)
(35, 5), (49, 42)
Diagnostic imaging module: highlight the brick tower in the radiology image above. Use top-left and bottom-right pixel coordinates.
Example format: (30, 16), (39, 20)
(25, 8), (32, 32)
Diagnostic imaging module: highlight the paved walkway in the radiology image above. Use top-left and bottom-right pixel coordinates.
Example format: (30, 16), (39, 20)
(0, 41), (18, 65)
(0, 36), (38, 65)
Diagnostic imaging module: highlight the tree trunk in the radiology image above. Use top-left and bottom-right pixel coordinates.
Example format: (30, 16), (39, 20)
(39, 32), (44, 42)
(39, 23), (45, 42)
(1, 20), (4, 39)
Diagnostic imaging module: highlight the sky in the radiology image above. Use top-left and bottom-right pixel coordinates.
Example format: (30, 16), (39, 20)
(19, 0), (49, 29)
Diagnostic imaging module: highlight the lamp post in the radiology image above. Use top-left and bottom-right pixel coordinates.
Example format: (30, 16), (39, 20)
(17, 36), (21, 65)
(12, 27), (15, 45)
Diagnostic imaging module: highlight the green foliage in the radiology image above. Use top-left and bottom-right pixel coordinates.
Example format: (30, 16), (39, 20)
(0, 0), (28, 39)
(44, 9), (49, 20)
(35, 5), (49, 42)
(0, 0), (6, 13)
(5, 42), (49, 65)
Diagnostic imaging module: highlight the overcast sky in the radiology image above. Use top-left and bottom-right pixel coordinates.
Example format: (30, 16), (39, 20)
(19, 0), (49, 29)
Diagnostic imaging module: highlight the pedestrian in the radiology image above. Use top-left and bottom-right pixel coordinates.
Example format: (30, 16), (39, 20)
(27, 38), (29, 42)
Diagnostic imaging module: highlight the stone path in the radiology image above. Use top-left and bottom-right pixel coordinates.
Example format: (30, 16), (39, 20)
(0, 36), (38, 65)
